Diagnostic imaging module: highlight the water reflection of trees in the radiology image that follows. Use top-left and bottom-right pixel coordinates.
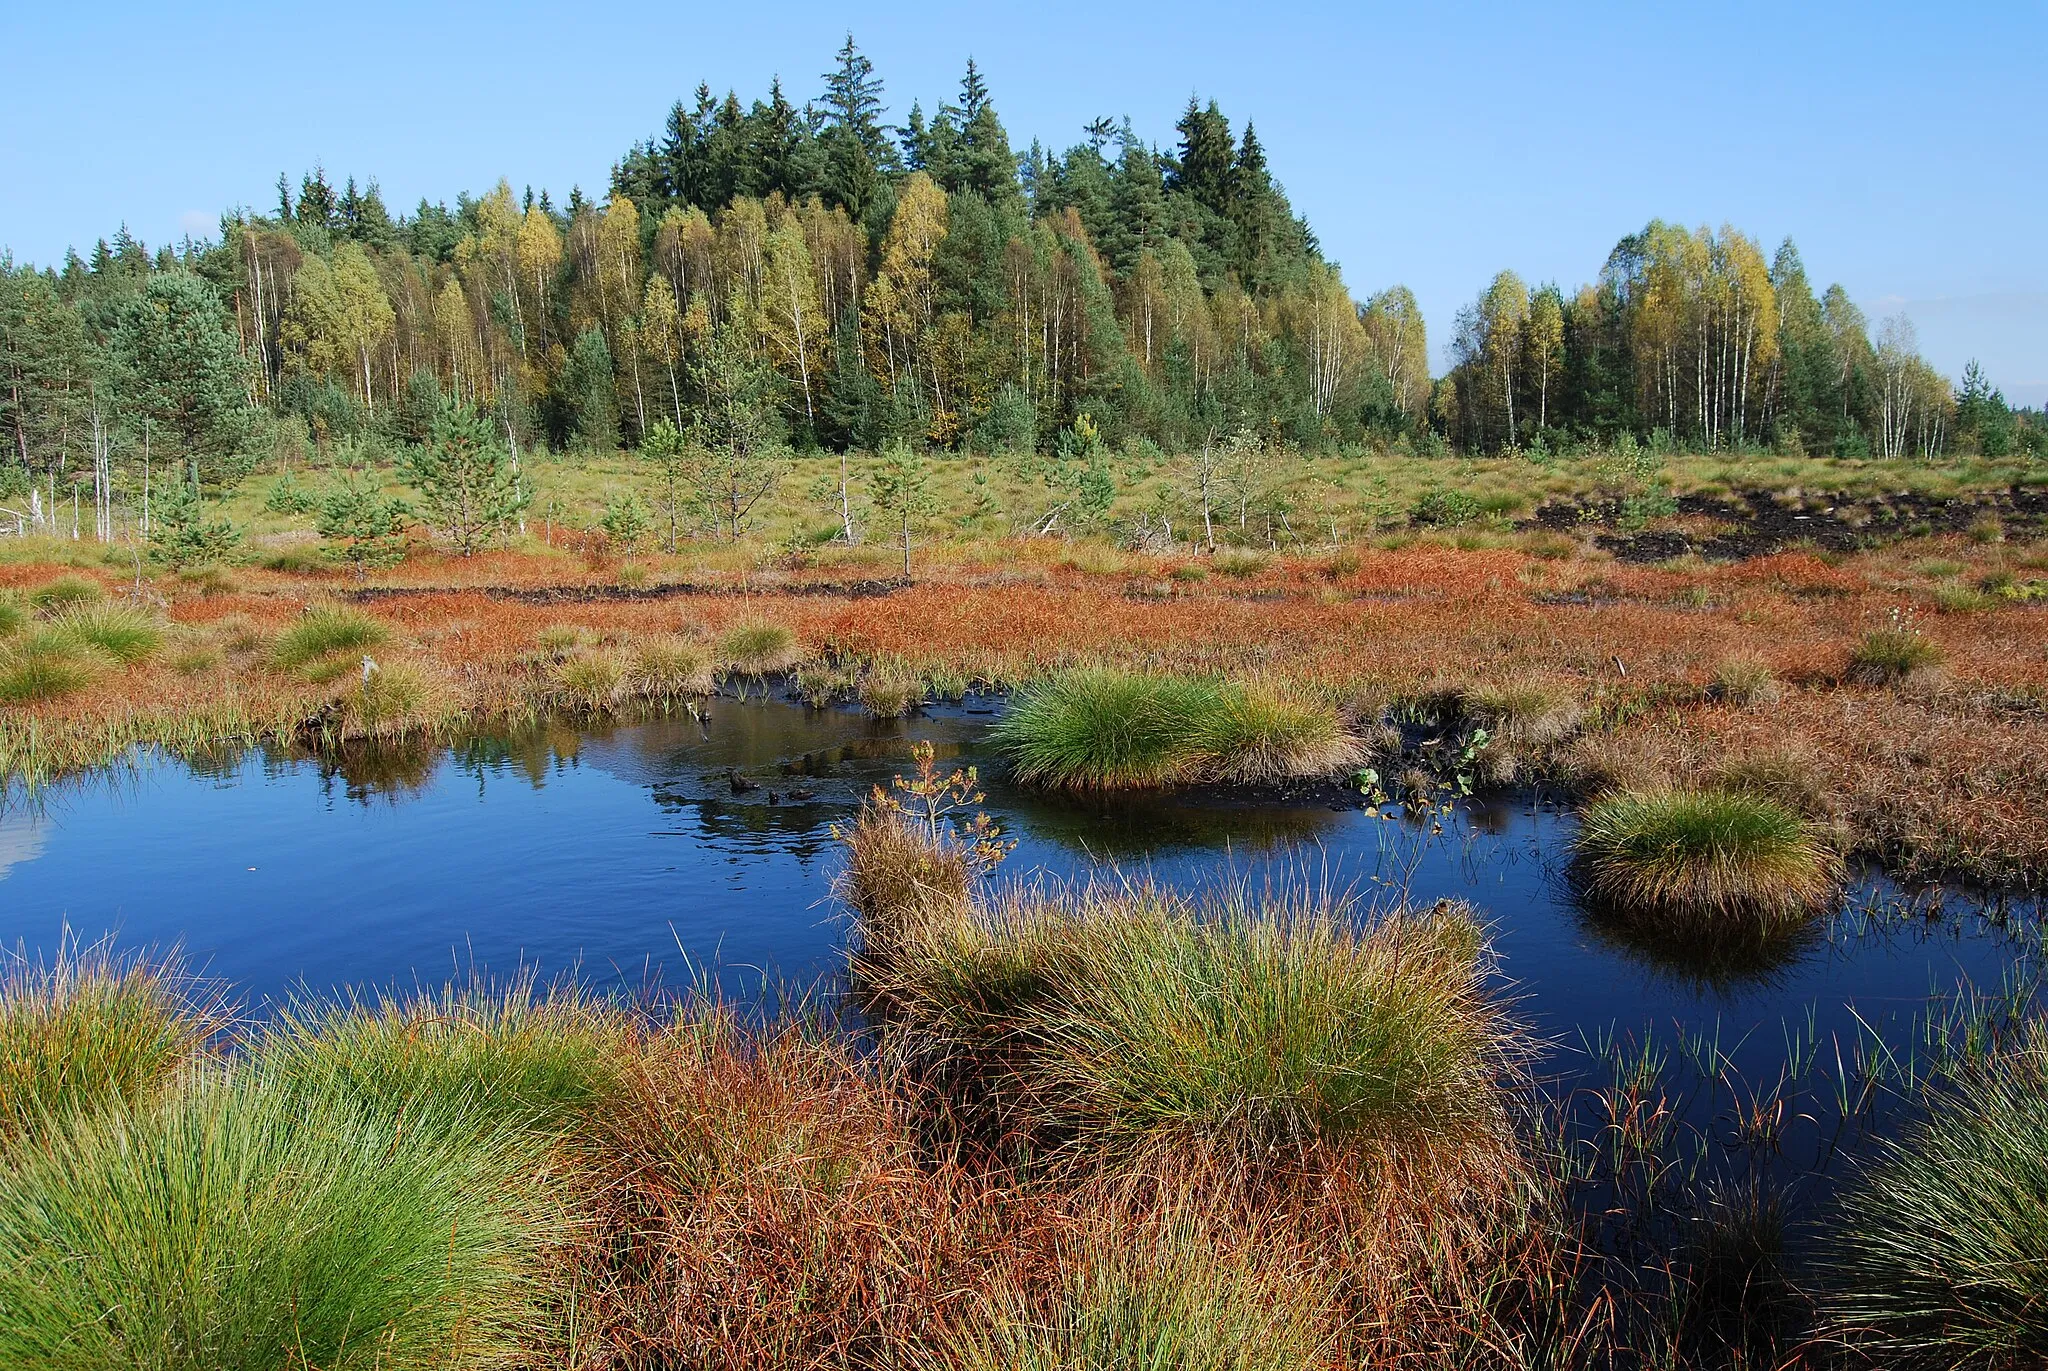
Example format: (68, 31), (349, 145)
(316, 738), (445, 805)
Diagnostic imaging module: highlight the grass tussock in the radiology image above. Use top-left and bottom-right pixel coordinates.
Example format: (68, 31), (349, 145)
(0, 636), (97, 704)
(43, 602), (165, 666)
(1712, 652), (1783, 705)
(1825, 1026), (2048, 1368)
(570, 1021), (1056, 1369)
(1848, 624), (1944, 684)
(630, 635), (715, 700)
(337, 659), (443, 735)
(0, 595), (24, 640)
(1574, 788), (1842, 941)
(925, 1212), (1333, 1371)
(552, 650), (630, 711)
(259, 976), (633, 1137)
(719, 619), (800, 675)
(0, 943), (217, 1143)
(1198, 678), (1366, 783)
(269, 604), (390, 676)
(0, 1070), (557, 1371)
(857, 656), (925, 718)
(995, 668), (1360, 789)
(26, 574), (103, 613)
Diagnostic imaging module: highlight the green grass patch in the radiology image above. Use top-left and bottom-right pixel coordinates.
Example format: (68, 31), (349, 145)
(995, 669), (1229, 788)
(857, 657), (924, 718)
(1826, 1029), (2048, 1368)
(45, 602), (164, 665)
(0, 637), (97, 704)
(1573, 789), (1841, 942)
(552, 650), (628, 710)
(0, 1070), (556, 1369)
(0, 943), (215, 1144)
(629, 635), (714, 699)
(269, 605), (390, 675)
(996, 669), (1357, 789)
(719, 619), (800, 675)
(850, 834), (1515, 1166)
(1848, 625), (1943, 683)
(27, 575), (103, 614)
(0, 595), (23, 640)
(929, 1221), (1331, 1370)
(258, 977), (633, 1137)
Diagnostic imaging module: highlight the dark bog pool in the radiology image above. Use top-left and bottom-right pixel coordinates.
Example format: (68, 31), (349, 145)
(1, 698), (2037, 1155)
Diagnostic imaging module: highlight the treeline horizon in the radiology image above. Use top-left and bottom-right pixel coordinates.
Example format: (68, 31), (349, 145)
(1, 33), (2039, 508)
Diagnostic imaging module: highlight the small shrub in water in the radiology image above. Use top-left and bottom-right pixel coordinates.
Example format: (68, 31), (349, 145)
(720, 619), (800, 675)
(0, 1071), (555, 1370)
(1574, 788), (1841, 941)
(269, 605), (389, 674)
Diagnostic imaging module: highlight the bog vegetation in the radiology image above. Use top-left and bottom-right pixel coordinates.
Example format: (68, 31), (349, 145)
(1, 37), (2047, 1367)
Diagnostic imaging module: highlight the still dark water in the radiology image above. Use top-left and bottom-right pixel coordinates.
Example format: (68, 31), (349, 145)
(1, 700), (2036, 1127)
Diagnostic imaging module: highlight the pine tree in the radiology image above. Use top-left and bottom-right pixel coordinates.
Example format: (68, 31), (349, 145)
(114, 272), (251, 489)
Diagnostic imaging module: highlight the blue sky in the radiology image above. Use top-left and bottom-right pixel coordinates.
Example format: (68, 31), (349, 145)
(5, 0), (2042, 403)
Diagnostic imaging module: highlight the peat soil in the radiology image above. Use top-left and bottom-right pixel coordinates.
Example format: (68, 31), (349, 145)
(1534, 484), (2048, 562)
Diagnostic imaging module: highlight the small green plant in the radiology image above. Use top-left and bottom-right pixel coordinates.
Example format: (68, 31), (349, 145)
(264, 469), (320, 516)
(0, 595), (23, 640)
(1848, 610), (1943, 684)
(316, 468), (410, 578)
(1411, 488), (1482, 528)
(147, 481), (243, 569)
(600, 488), (652, 552)
(402, 403), (531, 556)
